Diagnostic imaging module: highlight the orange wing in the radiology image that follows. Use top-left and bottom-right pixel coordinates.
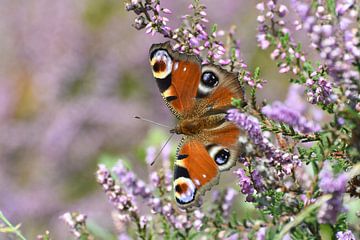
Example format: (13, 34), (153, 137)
(149, 42), (201, 117)
(173, 140), (219, 208)
(198, 64), (244, 111)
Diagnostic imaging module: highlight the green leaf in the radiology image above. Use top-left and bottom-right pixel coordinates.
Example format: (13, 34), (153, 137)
(211, 24), (217, 34)
(326, 0), (336, 16)
(280, 33), (290, 47)
(230, 47), (237, 61)
(254, 67), (261, 79)
(231, 97), (243, 109)
(319, 224), (333, 240)
(303, 61), (314, 73)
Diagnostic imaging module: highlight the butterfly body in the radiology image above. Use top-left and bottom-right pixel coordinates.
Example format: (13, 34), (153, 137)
(149, 42), (244, 209)
(173, 112), (225, 136)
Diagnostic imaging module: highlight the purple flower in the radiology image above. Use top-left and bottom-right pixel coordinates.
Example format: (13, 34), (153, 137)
(317, 161), (348, 224)
(145, 146), (156, 165)
(193, 210), (204, 230)
(336, 0), (355, 16)
(113, 161), (152, 200)
(234, 168), (254, 201)
(306, 76), (334, 105)
(336, 230), (356, 240)
(96, 165), (139, 215)
(222, 188), (238, 215)
(251, 170), (265, 192)
(227, 109), (263, 145)
(284, 84), (307, 113)
(227, 109), (300, 175)
(261, 101), (321, 134)
(256, 227), (267, 240)
(291, 0), (359, 105)
(60, 212), (89, 239)
(278, 5), (288, 18)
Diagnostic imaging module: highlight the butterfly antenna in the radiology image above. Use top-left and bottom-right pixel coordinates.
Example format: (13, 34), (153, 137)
(134, 116), (171, 129)
(150, 132), (175, 166)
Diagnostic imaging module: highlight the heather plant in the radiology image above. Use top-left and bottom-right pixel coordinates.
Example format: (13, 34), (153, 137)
(1, 0), (360, 239)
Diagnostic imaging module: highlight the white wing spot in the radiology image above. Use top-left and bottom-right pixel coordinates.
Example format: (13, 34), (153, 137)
(194, 179), (200, 186)
(174, 62), (179, 71)
(183, 67), (187, 72)
(202, 174), (206, 178)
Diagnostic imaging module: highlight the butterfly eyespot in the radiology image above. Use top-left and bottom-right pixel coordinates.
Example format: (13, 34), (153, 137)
(153, 60), (166, 72)
(214, 148), (230, 165)
(174, 177), (196, 204)
(150, 50), (173, 80)
(201, 71), (219, 88)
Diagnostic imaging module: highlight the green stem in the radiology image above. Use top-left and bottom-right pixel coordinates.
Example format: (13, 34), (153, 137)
(0, 211), (27, 240)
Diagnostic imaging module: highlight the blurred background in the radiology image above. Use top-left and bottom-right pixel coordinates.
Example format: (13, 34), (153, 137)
(0, 0), (357, 239)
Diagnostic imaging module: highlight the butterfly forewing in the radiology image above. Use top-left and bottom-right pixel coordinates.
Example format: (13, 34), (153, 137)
(149, 42), (202, 117)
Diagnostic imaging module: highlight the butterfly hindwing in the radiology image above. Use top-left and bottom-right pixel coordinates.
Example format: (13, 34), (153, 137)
(174, 139), (219, 208)
(203, 121), (241, 171)
(174, 122), (241, 209)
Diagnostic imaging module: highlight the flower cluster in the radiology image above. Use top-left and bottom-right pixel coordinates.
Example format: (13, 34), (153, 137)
(291, 0), (360, 105)
(112, 161), (188, 230)
(256, 0), (338, 106)
(305, 67), (335, 105)
(336, 230), (357, 240)
(60, 212), (92, 239)
(227, 109), (300, 175)
(234, 168), (264, 202)
(96, 165), (140, 223)
(262, 101), (321, 134)
(317, 161), (348, 224)
(125, 0), (172, 36)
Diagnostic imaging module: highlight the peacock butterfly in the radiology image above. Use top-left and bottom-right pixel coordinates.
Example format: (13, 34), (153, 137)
(149, 42), (244, 209)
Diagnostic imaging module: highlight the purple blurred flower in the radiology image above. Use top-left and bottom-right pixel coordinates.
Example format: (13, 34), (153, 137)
(113, 161), (152, 200)
(97, 165), (139, 216)
(336, 230), (356, 240)
(291, 0), (359, 105)
(317, 161), (348, 224)
(251, 170), (265, 192)
(262, 101), (321, 134)
(222, 188), (238, 215)
(193, 210), (204, 231)
(234, 168), (254, 201)
(306, 75), (335, 105)
(60, 212), (90, 239)
(145, 146), (156, 165)
(256, 227), (267, 240)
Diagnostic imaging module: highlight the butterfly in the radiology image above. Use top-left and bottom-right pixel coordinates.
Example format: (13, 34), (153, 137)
(149, 42), (244, 209)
